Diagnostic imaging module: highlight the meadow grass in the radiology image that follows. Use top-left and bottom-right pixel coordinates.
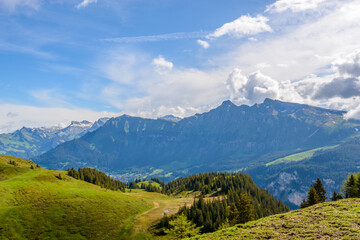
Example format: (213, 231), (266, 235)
(0, 155), (154, 240)
(190, 198), (360, 239)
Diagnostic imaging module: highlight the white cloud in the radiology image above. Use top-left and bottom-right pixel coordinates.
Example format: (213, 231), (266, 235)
(152, 56), (174, 75)
(101, 51), (152, 84)
(266, 0), (325, 13)
(197, 40), (210, 49)
(226, 69), (279, 104)
(0, 0), (41, 11)
(345, 103), (360, 120)
(0, 104), (119, 133)
(207, 15), (272, 39)
(28, 89), (70, 106)
(224, 0), (360, 83)
(93, 1), (360, 120)
(122, 67), (227, 118)
(76, 0), (97, 9)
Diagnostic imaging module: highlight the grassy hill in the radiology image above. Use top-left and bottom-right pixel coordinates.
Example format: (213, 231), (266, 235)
(190, 198), (360, 239)
(0, 155), (154, 240)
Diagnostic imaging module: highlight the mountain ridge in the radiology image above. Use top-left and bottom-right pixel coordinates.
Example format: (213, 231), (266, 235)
(0, 117), (110, 159)
(31, 99), (360, 206)
(34, 98), (359, 167)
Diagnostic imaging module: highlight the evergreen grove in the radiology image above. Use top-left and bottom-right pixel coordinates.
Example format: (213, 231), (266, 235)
(156, 172), (289, 234)
(67, 167), (127, 192)
(301, 172), (360, 208)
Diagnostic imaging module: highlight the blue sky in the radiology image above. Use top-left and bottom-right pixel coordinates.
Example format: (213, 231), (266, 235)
(1, 0), (360, 132)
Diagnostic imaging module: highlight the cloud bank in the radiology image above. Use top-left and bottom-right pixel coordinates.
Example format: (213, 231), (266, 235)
(266, 0), (325, 13)
(0, 104), (119, 133)
(207, 15), (272, 39)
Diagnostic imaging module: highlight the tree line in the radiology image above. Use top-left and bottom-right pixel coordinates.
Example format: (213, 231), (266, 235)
(301, 172), (360, 208)
(156, 172), (289, 234)
(67, 167), (127, 192)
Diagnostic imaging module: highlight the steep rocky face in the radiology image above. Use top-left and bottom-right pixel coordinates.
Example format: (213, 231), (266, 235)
(248, 138), (360, 208)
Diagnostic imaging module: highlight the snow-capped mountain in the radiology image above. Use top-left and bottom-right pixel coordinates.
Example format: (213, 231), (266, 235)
(158, 115), (182, 121)
(0, 118), (110, 159)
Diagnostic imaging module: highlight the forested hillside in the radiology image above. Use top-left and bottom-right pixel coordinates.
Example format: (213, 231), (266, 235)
(157, 172), (289, 234)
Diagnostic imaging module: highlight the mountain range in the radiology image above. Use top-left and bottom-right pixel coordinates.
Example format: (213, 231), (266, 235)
(0, 118), (109, 159)
(31, 99), (360, 207)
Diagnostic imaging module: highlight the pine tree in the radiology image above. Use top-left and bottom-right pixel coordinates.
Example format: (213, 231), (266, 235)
(345, 174), (358, 198)
(300, 198), (308, 208)
(164, 214), (202, 239)
(357, 173), (360, 198)
(307, 187), (319, 206)
(313, 178), (326, 202)
(236, 193), (254, 224)
(330, 191), (343, 201)
(228, 203), (238, 225)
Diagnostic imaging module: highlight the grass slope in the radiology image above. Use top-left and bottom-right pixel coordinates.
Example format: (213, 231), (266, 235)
(191, 199), (360, 239)
(0, 155), (154, 240)
(266, 145), (338, 166)
(137, 181), (162, 189)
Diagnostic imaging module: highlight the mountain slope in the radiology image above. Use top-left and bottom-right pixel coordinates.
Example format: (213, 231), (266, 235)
(191, 198), (360, 239)
(0, 118), (109, 159)
(0, 155), (152, 240)
(248, 137), (360, 208)
(34, 99), (360, 172)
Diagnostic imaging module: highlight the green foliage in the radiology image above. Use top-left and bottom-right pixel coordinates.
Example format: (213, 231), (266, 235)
(344, 174), (358, 198)
(190, 199), (360, 239)
(331, 191), (343, 201)
(164, 214), (202, 239)
(135, 179), (163, 193)
(159, 172), (289, 234)
(301, 178), (326, 208)
(8, 160), (18, 166)
(313, 178), (327, 202)
(67, 167), (126, 192)
(0, 155), (153, 240)
(342, 172), (360, 198)
(236, 193), (254, 224)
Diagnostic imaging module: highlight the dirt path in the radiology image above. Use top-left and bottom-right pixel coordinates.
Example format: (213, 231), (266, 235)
(133, 196), (192, 233)
(137, 201), (160, 218)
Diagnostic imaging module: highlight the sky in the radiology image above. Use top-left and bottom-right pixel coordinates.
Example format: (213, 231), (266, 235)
(1, 0), (360, 133)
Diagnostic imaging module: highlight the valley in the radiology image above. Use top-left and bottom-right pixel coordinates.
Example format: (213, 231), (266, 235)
(28, 99), (360, 207)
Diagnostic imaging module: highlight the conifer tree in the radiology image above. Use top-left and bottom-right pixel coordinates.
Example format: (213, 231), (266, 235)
(330, 191), (343, 201)
(236, 193), (254, 224)
(164, 214), (202, 239)
(344, 174), (358, 198)
(313, 178), (326, 202)
(300, 198), (308, 208)
(307, 186), (319, 206)
(357, 173), (360, 198)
